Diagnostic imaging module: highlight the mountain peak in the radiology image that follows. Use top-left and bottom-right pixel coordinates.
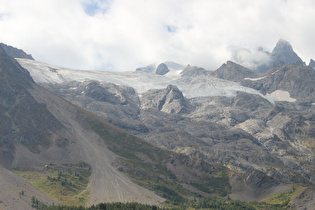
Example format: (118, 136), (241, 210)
(309, 59), (315, 70)
(212, 60), (258, 82)
(155, 63), (170, 75)
(0, 43), (34, 60)
(0, 44), (34, 84)
(273, 39), (293, 52)
(271, 39), (303, 65)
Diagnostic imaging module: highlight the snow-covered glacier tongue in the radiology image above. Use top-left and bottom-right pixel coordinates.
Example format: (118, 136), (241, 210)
(17, 58), (273, 103)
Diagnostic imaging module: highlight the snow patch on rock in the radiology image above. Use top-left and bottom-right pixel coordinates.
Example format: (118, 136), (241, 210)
(266, 90), (296, 102)
(244, 76), (266, 81)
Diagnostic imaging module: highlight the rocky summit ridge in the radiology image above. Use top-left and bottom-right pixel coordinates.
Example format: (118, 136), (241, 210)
(271, 39), (303, 66)
(0, 43), (34, 60)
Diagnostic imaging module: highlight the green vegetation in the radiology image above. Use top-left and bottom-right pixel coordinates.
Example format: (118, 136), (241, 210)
(19, 190), (25, 197)
(31, 196), (48, 209)
(31, 196), (298, 210)
(258, 185), (308, 209)
(30, 198), (163, 210)
(153, 185), (187, 205)
(190, 197), (256, 210)
(190, 169), (231, 196)
(15, 162), (91, 206)
(28, 184), (308, 210)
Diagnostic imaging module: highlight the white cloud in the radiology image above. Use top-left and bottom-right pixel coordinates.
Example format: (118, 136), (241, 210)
(0, 0), (314, 71)
(231, 47), (272, 71)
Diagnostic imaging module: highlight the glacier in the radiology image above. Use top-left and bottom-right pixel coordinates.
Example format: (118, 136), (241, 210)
(17, 58), (274, 103)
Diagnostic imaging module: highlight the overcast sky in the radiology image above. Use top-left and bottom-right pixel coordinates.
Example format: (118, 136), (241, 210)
(0, 0), (314, 71)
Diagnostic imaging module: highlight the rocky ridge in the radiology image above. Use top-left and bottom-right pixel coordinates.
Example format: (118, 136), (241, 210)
(242, 62), (315, 102)
(211, 61), (259, 82)
(0, 43), (34, 60)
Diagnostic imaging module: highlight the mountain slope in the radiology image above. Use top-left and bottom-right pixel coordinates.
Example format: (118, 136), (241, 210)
(0, 45), (166, 207)
(3, 43), (315, 208)
(40, 73), (315, 206)
(0, 45), (247, 209)
(17, 40), (313, 179)
(0, 45), (63, 166)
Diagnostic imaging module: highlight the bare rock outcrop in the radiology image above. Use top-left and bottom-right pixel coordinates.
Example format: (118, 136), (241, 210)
(155, 63), (170, 75)
(140, 85), (191, 114)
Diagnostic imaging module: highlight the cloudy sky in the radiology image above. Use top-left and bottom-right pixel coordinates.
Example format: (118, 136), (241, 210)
(0, 0), (314, 71)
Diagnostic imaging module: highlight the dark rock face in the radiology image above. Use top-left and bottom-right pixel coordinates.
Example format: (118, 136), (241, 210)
(230, 169), (282, 199)
(0, 43), (34, 60)
(233, 92), (273, 111)
(309, 59), (315, 70)
(271, 39), (303, 65)
(212, 61), (259, 82)
(155, 63), (170, 75)
(0, 46), (62, 166)
(84, 81), (136, 105)
(242, 169), (281, 190)
(140, 85), (191, 114)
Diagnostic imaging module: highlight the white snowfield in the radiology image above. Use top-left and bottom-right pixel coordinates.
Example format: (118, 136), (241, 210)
(266, 90), (297, 102)
(244, 76), (266, 81)
(17, 58), (276, 103)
